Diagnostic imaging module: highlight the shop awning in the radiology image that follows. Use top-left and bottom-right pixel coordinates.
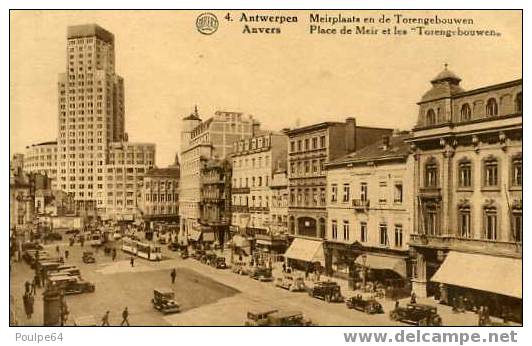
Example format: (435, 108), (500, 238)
(188, 229), (201, 242)
(430, 251), (522, 299)
(284, 238), (324, 265)
(355, 254), (407, 278)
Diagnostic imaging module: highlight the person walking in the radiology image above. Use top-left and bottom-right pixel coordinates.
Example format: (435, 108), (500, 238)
(64, 249), (69, 260)
(56, 245), (60, 255)
(30, 278), (37, 295)
(170, 268), (177, 284)
(282, 262), (286, 273)
(24, 281), (31, 294)
(120, 307), (130, 326)
(410, 291), (417, 304)
(112, 248), (117, 261)
(130, 257), (135, 267)
(101, 311), (111, 326)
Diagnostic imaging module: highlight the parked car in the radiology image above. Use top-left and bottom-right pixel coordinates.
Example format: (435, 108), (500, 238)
(389, 303), (442, 326)
(345, 293), (384, 314)
(308, 281), (344, 303)
(250, 267), (273, 282)
(275, 274), (306, 292)
(82, 251), (96, 264)
(192, 249), (206, 261)
(47, 275), (95, 295)
(210, 256), (227, 269)
(65, 229), (79, 235)
(151, 288), (180, 314)
(21, 241), (43, 251)
(201, 252), (217, 265)
(244, 309), (313, 326)
(168, 242), (179, 252)
(244, 308), (279, 326)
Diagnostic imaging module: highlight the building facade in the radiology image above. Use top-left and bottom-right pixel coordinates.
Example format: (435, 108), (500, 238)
(325, 134), (414, 285)
(408, 67), (522, 321)
(269, 168), (289, 235)
(179, 108), (259, 242)
(230, 133), (288, 236)
(24, 142), (58, 189)
(140, 166), (180, 224)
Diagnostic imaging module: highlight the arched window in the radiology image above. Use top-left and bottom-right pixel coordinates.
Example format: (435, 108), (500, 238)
(515, 92), (523, 113)
(486, 98), (498, 116)
(426, 109), (436, 126)
(460, 103), (472, 121)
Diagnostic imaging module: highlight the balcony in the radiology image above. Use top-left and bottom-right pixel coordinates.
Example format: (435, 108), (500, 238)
(410, 233), (522, 258)
(231, 187), (250, 194)
(231, 205), (249, 213)
(352, 199), (370, 211)
(249, 206), (269, 213)
(418, 187), (441, 199)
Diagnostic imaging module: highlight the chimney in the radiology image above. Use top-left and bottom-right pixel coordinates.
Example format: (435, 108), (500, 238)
(345, 117), (356, 153)
(382, 135), (390, 150)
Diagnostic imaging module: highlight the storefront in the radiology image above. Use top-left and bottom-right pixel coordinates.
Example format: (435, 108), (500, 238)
(430, 251), (522, 323)
(284, 238), (325, 272)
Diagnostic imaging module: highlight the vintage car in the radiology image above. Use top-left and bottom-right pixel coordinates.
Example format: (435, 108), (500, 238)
(38, 261), (63, 278)
(43, 232), (63, 241)
(244, 308), (279, 326)
(82, 251), (96, 264)
(201, 252), (218, 265)
(249, 267), (273, 282)
(345, 293), (384, 314)
(192, 249), (206, 261)
(308, 281), (344, 303)
(389, 303), (442, 326)
(210, 256), (227, 269)
(151, 288), (180, 314)
(21, 241), (44, 251)
(23, 250), (49, 266)
(275, 274), (306, 292)
(47, 264), (81, 279)
(47, 275), (95, 295)
(244, 309), (313, 326)
(231, 262), (250, 275)
(180, 249), (189, 259)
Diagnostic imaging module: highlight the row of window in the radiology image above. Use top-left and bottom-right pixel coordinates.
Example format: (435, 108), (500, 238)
(289, 187), (327, 207)
(330, 182), (403, 204)
(425, 155), (522, 189)
(331, 221), (404, 247)
(145, 193), (178, 202)
(233, 175), (270, 188)
(233, 155), (271, 169)
(290, 135), (327, 153)
(289, 159), (327, 176)
(232, 195), (271, 209)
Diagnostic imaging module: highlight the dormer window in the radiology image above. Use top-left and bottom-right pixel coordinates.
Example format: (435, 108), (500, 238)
(486, 98), (498, 116)
(426, 109), (436, 126)
(460, 103), (472, 121)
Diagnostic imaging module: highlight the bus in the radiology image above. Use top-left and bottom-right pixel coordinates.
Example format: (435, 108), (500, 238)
(136, 242), (162, 261)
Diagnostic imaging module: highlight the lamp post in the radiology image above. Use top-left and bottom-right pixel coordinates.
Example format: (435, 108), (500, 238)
(361, 254), (368, 289)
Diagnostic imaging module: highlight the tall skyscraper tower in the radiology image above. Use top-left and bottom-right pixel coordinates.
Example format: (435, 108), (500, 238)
(57, 24), (125, 210)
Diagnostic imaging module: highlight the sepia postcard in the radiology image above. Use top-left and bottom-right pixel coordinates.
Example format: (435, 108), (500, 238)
(8, 9), (522, 332)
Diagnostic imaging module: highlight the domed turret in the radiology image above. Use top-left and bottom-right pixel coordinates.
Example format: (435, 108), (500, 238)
(180, 105), (202, 152)
(420, 64), (465, 103)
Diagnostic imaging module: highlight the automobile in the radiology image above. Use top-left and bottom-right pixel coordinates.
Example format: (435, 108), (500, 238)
(249, 267), (273, 282)
(267, 310), (315, 326)
(50, 264), (81, 277)
(37, 261), (62, 278)
(308, 281), (344, 303)
(275, 274), (306, 292)
(345, 293), (384, 314)
(65, 229), (79, 235)
(43, 232), (63, 241)
(389, 303), (442, 326)
(231, 262), (250, 275)
(180, 249), (189, 259)
(192, 249), (206, 261)
(21, 241), (43, 251)
(201, 252), (217, 265)
(244, 308), (279, 326)
(23, 250), (50, 265)
(167, 242), (179, 252)
(151, 288), (180, 314)
(210, 256), (227, 269)
(47, 275), (95, 295)
(113, 232), (122, 240)
(82, 251), (96, 264)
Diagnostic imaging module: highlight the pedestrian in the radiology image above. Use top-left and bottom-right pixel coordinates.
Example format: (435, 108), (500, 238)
(101, 310), (110, 326)
(30, 278), (36, 295)
(171, 268), (177, 284)
(130, 257), (135, 267)
(120, 307), (130, 326)
(316, 269), (321, 282)
(34, 273), (41, 289)
(60, 297), (69, 326)
(24, 293), (34, 319)
(477, 306), (484, 326)
(65, 250), (69, 260)
(305, 267), (309, 280)
(395, 300), (400, 310)
(410, 291), (417, 304)
(24, 281), (31, 294)
(112, 248), (117, 261)
(282, 262), (286, 273)
(56, 245), (60, 255)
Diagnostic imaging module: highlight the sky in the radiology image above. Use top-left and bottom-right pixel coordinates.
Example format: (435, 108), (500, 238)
(10, 10), (522, 167)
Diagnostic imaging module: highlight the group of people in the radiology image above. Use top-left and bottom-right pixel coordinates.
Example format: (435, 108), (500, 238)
(101, 307), (130, 326)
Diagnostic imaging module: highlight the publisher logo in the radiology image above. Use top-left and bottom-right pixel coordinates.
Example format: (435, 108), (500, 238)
(196, 13), (219, 35)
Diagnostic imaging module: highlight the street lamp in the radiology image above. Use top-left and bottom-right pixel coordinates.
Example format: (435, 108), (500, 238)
(361, 254), (368, 289)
